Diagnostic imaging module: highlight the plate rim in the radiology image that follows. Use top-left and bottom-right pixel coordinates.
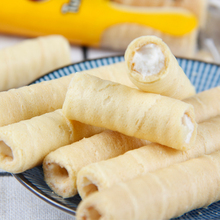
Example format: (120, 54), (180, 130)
(13, 172), (77, 215)
(28, 54), (220, 85)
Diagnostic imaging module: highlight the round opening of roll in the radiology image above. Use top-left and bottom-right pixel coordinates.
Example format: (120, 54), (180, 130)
(182, 113), (194, 144)
(131, 43), (165, 79)
(44, 162), (71, 196)
(80, 206), (102, 220)
(48, 163), (69, 180)
(80, 176), (99, 198)
(0, 141), (13, 162)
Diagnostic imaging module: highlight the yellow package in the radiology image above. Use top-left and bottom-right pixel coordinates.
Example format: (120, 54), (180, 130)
(0, 0), (198, 56)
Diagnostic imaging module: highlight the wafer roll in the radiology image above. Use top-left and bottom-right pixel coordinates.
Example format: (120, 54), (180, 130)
(63, 73), (197, 151)
(0, 61), (134, 127)
(0, 110), (104, 173)
(77, 116), (220, 199)
(76, 151), (220, 220)
(43, 130), (148, 198)
(0, 75), (72, 127)
(184, 86), (220, 123)
(124, 36), (195, 99)
(0, 35), (71, 91)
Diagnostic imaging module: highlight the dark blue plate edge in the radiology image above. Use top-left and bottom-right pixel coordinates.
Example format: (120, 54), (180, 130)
(13, 173), (77, 215)
(28, 55), (220, 85)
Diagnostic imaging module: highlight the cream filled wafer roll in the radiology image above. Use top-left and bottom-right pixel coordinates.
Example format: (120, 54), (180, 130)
(76, 151), (220, 220)
(43, 130), (149, 198)
(183, 86), (220, 123)
(0, 62), (134, 127)
(124, 36), (196, 99)
(77, 116), (220, 199)
(0, 109), (104, 173)
(0, 35), (71, 91)
(63, 73), (197, 151)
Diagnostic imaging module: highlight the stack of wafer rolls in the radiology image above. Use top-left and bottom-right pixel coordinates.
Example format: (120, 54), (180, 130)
(0, 35), (71, 91)
(77, 116), (220, 199)
(0, 109), (104, 173)
(0, 58), (217, 128)
(43, 130), (149, 198)
(42, 87), (220, 199)
(76, 150), (220, 220)
(124, 36), (196, 99)
(0, 61), (135, 128)
(62, 72), (197, 151)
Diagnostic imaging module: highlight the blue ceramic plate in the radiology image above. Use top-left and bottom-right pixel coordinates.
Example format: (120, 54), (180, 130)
(14, 56), (220, 219)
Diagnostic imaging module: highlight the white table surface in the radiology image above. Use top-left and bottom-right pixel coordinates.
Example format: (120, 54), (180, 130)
(0, 34), (122, 220)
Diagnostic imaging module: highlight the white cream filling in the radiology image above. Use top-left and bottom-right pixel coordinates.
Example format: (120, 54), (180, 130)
(182, 114), (194, 144)
(132, 43), (165, 78)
